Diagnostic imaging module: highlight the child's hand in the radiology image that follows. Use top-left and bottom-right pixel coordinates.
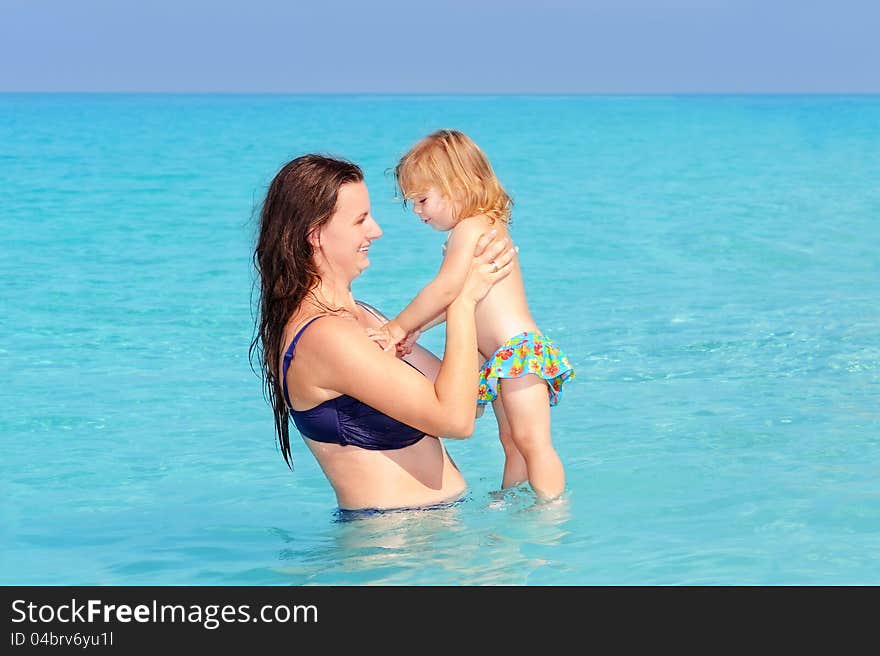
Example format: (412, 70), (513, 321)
(395, 329), (421, 358)
(366, 320), (408, 354)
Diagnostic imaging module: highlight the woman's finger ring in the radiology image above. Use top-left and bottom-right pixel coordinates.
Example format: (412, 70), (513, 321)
(491, 261), (498, 272)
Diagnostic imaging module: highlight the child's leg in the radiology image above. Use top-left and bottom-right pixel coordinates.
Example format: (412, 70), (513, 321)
(498, 374), (565, 501)
(491, 395), (528, 489)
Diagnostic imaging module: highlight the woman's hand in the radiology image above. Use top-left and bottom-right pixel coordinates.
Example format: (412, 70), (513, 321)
(456, 229), (517, 306)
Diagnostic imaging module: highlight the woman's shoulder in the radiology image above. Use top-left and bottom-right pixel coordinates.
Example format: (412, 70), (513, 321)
(283, 311), (359, 355)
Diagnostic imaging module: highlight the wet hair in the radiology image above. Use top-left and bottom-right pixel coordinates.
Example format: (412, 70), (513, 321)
(250, 154), (364, 467)
(394, 129), (512, 224)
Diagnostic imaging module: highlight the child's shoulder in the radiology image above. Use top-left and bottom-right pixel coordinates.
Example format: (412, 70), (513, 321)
(450, 214), (502, 243)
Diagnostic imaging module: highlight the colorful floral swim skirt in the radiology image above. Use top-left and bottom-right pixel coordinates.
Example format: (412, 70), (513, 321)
(477, 331), (575, 406)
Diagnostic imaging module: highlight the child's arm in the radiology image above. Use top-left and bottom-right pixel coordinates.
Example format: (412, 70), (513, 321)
(420, 310), (447, 333)
(370, 222), (491, 352)
(393, 310), (445, 358)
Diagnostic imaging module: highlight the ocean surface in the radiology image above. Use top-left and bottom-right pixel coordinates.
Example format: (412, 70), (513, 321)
(1, 94), (878, 585)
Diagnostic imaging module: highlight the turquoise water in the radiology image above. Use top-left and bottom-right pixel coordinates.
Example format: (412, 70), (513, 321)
(2, 95), (879, 585)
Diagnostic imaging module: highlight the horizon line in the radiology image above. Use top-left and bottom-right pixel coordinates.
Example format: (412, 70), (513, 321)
(2, 91), (880, 97)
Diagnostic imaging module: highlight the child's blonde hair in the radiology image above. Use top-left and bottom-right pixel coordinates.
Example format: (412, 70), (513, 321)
(395, 129), (513, 224)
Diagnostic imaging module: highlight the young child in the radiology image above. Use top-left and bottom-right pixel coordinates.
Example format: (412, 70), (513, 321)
(372, 129), (575, 501)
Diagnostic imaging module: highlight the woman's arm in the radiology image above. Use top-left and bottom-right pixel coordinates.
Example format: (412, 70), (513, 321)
(370, 220), (488, 351)
(299, 232), (513, 438)
(356, 300), (483, 418)
(300, 318), (474, 437)
(355, 299), (442, 378)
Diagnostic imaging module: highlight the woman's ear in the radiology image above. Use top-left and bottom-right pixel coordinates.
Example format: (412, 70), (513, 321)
(308, 227), (322, 249)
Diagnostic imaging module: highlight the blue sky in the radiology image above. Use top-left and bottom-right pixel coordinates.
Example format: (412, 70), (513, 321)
(1, 0), (877, 92)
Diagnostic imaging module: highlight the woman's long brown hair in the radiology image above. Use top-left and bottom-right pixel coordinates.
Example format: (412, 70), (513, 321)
(250, 154), (364, 467)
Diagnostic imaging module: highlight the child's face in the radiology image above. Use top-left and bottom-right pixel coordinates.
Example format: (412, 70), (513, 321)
(411, 187), (457, 232)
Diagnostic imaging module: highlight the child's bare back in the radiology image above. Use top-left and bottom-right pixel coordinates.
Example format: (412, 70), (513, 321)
(451, 215), (538, 358)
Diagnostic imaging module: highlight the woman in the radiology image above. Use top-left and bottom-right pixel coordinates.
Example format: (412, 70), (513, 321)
(251, 154), (515, 511)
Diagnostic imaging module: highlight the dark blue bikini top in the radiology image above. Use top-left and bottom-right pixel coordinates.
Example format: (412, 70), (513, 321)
(281, 315), (426, 451)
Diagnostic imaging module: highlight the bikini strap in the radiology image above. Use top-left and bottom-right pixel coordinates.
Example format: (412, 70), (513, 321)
(281, 315), (330, 411)
(354, 299), (388, 323)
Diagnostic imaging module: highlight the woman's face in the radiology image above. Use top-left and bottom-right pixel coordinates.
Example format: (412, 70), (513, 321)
(315, 181), (382, 279)
(411, 187), (458, 232)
